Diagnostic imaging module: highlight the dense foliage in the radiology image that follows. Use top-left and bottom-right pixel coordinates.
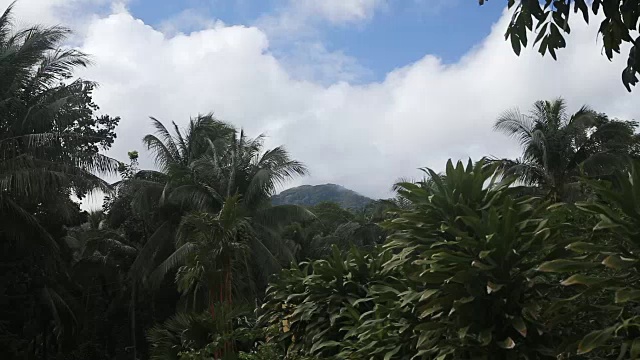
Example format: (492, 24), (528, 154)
(262, 160), (570, 359)
(4, 3), (640, 360)
(0, 4), (122, 359)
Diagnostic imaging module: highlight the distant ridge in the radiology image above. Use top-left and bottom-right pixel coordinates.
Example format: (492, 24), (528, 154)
(271, 184), (373, 210)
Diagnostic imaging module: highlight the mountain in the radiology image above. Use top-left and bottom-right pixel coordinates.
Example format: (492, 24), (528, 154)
(271, 184), (373, 210)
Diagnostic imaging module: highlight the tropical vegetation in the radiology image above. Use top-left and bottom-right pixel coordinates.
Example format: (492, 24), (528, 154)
(4, 3), (640, 360)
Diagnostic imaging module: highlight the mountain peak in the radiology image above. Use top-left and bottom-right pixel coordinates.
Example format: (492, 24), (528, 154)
(271, 184), (373, 210)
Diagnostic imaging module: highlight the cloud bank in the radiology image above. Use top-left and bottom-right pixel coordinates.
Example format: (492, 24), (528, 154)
(3, 0), (639, 203)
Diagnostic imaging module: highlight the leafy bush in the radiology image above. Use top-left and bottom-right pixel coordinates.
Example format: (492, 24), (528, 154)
(260, 246), (396, 358)
(539, 160), (640, 357)
(353, 160), (563, 358)
(262, 160), (580, 359)
(148, 304), (259, 360)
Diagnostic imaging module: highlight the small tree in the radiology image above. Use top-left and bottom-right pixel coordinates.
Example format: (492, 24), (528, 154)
(539, 160), (640, 358)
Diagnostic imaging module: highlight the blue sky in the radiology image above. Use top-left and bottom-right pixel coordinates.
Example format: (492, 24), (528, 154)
(126, 0), (506, 82)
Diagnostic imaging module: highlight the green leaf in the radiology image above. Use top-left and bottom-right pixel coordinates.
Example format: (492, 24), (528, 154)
(419, 289), (439, 302)
(310, 340), (341, 354)
(458, 325), (470, 339)
(510, 32), (522, 55)
(534, 22), (549, 44)
(511, 316), (527, 337)
(420, 304), (443, 319)
(431, 251), (472, 263)
(537, 259), (598, 273)
(384, 345), (402, 360)
(615, 289), (640, 303)
(574, 0), (589, 22)
(565, 242), (610, 254)
(560, 274), (607, 287)
(577, 327), (616, 355)
(487, 281), (504, 294)
(479, 249), (494, 259)
(603, 255), (637, 270)
(369, 284), (400, 295)
(631, 339), (640, 358)
(593, 219), (621, 231)
(497, 337), (516, 349)
(479, 328), (492, 346)
(414, 322), (445, 332)
(472, 260), (495, 270)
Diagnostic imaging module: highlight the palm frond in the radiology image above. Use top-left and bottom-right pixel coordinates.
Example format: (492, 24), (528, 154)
(252, 222), (296, 264)
(143, 134), (177, 172)
(129, 221), (177, 282)
(83, 237), (137, 258)
(0, 196), (59, 252)
(247, 235), (282, 282)
(149, 242), (197, 289)
(0, 2), (15, 44)
(172, 121), (189, 159)
(167, 184), (218, 212)
(494, 108), (536, 148)
(489, 157), (547, 186)
(41, 286), (77, 331)
(33, 48), (90, 88)
(244, 146), (307, 205)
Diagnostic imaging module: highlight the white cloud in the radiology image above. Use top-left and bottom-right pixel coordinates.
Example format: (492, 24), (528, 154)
(0, 0), (118, 24)
(0, 0), (75, 25)
(252, 0), (387, 84)
(295, 0), (386, 24)
(274, 41), (372, 84)
(158, 8), (226, 37)
(256, 0), (386, 39)
(4, 2), (639, 204)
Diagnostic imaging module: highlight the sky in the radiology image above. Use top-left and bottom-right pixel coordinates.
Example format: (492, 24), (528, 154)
(3, 0), (639, 207)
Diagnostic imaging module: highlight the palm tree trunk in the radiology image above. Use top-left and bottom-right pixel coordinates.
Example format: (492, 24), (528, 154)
(130, 283), (137, 360)
(208, 286), (220, 359)
(41, 321), (47, 360)
(223, 257), (234, 353)
(209, 287), (216, 318)
(224, 259), (232, 305)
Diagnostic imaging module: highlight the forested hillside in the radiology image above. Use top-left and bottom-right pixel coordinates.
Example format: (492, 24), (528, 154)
(271, 184), (373, 210)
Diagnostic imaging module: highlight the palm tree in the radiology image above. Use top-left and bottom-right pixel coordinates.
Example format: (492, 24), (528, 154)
(0, 4), (120, 358)
(127, 115), (234, 281)
(207, 129), (311, 272)
(491, 98), (639, 200)
(151, 196), (251, 309)
(128, 116), (310, 302)
(0, 3), (118, 251)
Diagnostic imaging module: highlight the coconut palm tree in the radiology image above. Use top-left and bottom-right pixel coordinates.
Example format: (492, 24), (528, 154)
(491, 98), (639, 200)
(128, 116), (310, 300)
(150, 196), (251, 309)
(0, 2), (118, 252)
(126, 115), (234, 281)
(0, 5), (120, 358)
